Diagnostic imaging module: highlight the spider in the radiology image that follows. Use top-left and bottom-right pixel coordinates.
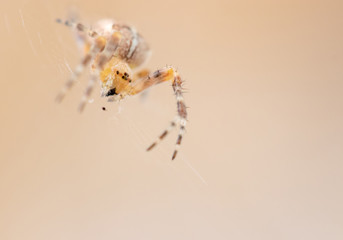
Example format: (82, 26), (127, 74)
(55, 18), (187, 160)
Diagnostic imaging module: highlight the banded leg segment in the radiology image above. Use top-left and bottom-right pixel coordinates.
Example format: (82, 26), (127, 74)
(146, 118), (177, 151)
(56, 18), (99, 38)
(78, 69), (99, 112)
(55, 36), (106, 103)
(171, 74), (187, 160)
(131, 67), (187, 160)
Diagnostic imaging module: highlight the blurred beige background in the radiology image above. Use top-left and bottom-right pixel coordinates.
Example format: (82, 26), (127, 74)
(0, 0), (342, 239)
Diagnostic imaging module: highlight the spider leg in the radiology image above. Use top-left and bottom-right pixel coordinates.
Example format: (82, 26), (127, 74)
(146, 117), (177, 150)
(130, 67), (187, 160)
(56, 18), (99, 38)
(78, 68), (99, 112)
(55, 37), (105, 103)
(98, 30), (122, 60)
(134, 69), (150, 79)
(78, 31), (122, 112)
(132, 69), (151, 101)
(171, 73), (187, 160)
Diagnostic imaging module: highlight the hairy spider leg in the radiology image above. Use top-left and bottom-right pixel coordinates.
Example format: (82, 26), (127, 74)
(130, 67), (187, 160)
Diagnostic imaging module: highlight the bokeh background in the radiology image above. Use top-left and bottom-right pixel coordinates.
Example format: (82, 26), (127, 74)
(1, 0), (343, 239)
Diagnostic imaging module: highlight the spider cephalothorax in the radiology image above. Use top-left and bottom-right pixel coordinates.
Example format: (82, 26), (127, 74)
(56, 18), (187, 160)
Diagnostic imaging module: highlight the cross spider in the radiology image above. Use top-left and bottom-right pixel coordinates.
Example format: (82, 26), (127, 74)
(56, 18), (187, 160)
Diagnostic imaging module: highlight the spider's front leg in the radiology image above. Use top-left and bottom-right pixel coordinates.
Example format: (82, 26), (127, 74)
(55, 36), (105, 103)
(56, 18), (99, 38)
(131, 67), (187, 160)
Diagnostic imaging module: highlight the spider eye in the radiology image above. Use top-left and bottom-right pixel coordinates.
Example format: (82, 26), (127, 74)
(106, 88), (117, 96)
